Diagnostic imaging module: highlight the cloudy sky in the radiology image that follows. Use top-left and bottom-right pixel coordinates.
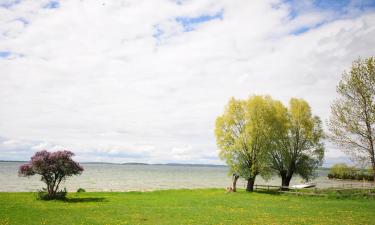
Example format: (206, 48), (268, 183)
(0, 0), (375, 166)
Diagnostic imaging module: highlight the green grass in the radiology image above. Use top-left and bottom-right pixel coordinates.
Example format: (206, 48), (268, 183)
(1, 189), (375, 225)
(289, 187), (375, 198)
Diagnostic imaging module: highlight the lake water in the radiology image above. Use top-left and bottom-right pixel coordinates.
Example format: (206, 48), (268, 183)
(0, 162), (373, 192)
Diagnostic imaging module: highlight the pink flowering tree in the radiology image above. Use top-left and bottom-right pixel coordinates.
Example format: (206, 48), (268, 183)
(18, 150), (83, 198)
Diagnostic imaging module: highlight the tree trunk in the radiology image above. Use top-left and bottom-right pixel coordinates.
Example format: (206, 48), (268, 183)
(281, 174), (292, 190)
(365, 119), (375, 182)
(47, 184), (54, 197)
(232, 175), (239, 192)
(47, 180), (58, 197)
(246, 177), (255, 192)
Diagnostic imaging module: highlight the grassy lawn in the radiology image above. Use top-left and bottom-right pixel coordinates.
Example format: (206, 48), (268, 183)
(1, 189), (375, 225)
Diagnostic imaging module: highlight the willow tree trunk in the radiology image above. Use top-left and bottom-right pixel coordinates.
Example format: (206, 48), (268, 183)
(232, 175), (239, 192)
(246, 177), (255, 192)
(281, 174), (293, 190)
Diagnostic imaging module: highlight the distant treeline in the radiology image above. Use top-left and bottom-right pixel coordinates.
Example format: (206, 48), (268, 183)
(328, 163), (374, 181)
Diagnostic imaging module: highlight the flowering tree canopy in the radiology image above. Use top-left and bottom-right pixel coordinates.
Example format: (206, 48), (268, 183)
(19, 150), (83, 197)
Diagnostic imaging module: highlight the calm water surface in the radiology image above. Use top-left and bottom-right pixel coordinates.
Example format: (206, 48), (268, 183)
(0, 162), (373, 192)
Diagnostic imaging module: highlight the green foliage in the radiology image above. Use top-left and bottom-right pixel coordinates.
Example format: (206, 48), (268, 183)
(37, 188), (67, 200)
(328, 163), (374, 181)
(215, 95), (282, 186)
(1, 190), (375, 225)
(216, 95), (324, 188)
(328, 56), (375, 180)
(268, 98), (324, 186)
(77, 188), (86, 193)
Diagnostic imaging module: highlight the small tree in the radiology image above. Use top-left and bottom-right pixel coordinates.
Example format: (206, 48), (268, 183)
(328, 57), (375, 182)
(19, 150), (83, 199)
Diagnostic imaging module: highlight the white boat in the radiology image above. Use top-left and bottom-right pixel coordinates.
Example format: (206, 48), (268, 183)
(291, 183), (316, 189)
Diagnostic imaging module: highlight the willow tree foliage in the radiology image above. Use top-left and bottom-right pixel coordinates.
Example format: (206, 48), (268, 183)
(328, 57), (375, 181)
(267, 98), (324, 188)
(215, 95), (281, 192)
(19, 150), (84, 199)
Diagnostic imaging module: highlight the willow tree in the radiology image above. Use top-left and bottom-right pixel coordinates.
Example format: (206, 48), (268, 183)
(328, 57), (375, 181)
(267, 98), (324, 188)
(215, 95), (280, 192)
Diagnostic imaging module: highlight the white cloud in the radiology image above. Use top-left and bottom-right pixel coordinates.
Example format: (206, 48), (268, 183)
(0, 0), (375, 165)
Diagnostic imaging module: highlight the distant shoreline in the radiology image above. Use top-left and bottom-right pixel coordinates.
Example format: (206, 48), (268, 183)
(0, 160), (331, 169)
(0, 160), (227, 168)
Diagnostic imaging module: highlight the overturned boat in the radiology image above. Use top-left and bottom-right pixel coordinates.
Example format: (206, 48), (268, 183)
(291, 183), (316, 189)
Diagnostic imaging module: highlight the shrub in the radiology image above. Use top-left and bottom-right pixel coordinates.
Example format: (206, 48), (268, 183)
(328, 163), (374, 181)
(77, 188), (86, 193)
(37, 188), (67, 200)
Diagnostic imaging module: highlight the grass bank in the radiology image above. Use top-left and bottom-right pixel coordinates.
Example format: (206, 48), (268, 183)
(1, 188), (375, 225)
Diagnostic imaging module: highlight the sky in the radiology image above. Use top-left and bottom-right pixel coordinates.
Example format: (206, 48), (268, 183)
(0, 0), (375, 166)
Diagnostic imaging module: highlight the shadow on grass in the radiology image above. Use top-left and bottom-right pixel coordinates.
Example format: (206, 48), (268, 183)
(63, 197), (107, 203)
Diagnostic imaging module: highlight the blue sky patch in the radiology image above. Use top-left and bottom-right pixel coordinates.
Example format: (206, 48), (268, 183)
(312, 0), (352, 13)
(284, 0), (351, 19)
(43, 0), (60, 9)
(153, 25), (164, 40)
(176, 9), (224, 32)
(0, 51), (11, 58)
(291, 21), (325, 35)
(292, 26), (310, 35)
(285, 0), (375, 19)
(285, 0), (375, 35)
(0, 51), (24, 59)
(312, 0), (375, 12)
